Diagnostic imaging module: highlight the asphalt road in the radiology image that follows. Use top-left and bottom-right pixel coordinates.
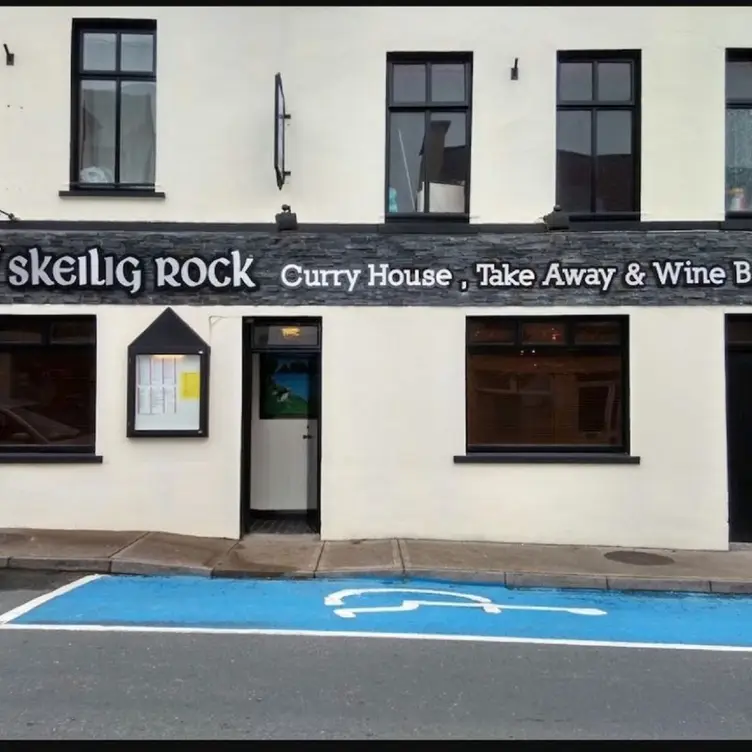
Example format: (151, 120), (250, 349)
(1, 571), (751, 740)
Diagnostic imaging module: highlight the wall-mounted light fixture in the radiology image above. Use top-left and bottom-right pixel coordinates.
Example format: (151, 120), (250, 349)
(510, 58), (519, 81)
(275, 204), (298, 232)
(126, 307), (211, 438)
(542, 205), (570, 231)
(3, 44), (14, 66)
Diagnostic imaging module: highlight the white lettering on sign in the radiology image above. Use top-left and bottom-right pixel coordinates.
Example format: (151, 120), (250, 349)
(153, 250), (256, 291)
(324, 587), (608, 619)
(280, 263), (362, 292)
(7, 246), (752, 296)
(5, 246), (144, 295)
(473, 262), (536, 288)
(0, 247), (259, 296)
(366, 263), (453, 288)
(651, 260), (727, 288)
(540, 261), (618, 293)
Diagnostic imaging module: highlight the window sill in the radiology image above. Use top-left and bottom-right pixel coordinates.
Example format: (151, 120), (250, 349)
(453, 453), (641, 465)
(723, 213), (752, 230)
(59, 189), (166, 199)
(0, 453), (104, 464)
(381, 214), (471, 234)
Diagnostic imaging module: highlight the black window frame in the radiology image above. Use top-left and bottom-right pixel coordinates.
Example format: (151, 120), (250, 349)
(69, 18), (158, 194)
(0, 315), (97, 456)
(384, 52), (473, 223)
(555, 50), (641, 222)
(464, 315), (630, 455)
(725, 49), (752, 219)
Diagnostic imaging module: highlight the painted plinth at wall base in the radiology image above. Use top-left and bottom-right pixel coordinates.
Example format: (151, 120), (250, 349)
(242, 319), (322, 535)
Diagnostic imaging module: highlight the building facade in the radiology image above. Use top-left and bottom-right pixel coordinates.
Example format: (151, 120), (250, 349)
(2, 7), (752, 550)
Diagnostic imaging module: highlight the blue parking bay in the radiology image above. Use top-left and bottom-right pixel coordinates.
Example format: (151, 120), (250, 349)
(8, 575), (752, 649)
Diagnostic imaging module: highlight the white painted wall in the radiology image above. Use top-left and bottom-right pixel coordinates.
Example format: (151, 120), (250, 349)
(321, 306), (731, 551)
(0, 6), (747, 223)
(0, 303), (735, 550)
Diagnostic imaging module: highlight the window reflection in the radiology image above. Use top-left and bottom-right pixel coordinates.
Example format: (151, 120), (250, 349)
(387, 57), (471, 215)
(0, 317), (96, 449)
(76, 27), (156, 187)
(467, 353), (623, 447)
(726, 109), (752, 212)
(465, 316), (626, 450)
(556, 53), (639, 215)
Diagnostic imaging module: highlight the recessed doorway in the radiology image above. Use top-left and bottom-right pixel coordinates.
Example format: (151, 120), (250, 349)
(240, 318), (321, 535)
(726, 315), (752, 543)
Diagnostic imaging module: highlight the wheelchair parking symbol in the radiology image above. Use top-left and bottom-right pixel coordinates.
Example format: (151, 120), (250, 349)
(324, 587), (607, 619)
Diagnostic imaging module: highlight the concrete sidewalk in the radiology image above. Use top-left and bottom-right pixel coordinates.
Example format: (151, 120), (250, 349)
(2, 528), (752, 594)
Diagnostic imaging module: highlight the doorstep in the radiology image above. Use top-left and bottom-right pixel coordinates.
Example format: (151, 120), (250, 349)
(2, 528), (752, 594)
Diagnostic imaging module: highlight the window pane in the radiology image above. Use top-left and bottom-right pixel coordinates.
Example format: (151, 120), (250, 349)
(253, 324), (319, 348)
(467, 319), (515, 344)
(423, 113), (468, 213)
(0, 320), (96, 449)
(391, 64), (426, 103)
(521, 322), (566, 344)
(78, 80), (117, 184)
(596, 62), (631, 101)
(120, 33), (154, 73)
(82, 32), (116, 71)
(558, 62), (592, 101)
(726, 108), (752, 211)
(119, 81), (157, 185)
(430, 63), (465, 102)
(50, 320), (96, 345)
(727, 61), (752, 101)
(595, 110), (634, 212)
(387, 112), (425, 213)
(556, 110), (592, 212)
(727, 318), (752, 345)
(574, 320), (622, 345)
(466, 352), (623, 447)
(0, 320), (43, 344)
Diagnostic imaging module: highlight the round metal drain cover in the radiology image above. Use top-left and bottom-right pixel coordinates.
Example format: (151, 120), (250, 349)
(604, 550), (674, 566)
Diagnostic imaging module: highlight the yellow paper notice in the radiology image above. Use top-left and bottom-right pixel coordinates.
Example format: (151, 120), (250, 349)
(180, 371), (200, 400)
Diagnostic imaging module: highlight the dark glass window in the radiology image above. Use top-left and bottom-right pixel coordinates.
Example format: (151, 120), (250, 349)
(556, 52), (640, 218)
(70, 19), (157, 191)
(386, 54), (472, 218)
(726, 51), (752, 214)
(0, 316), (96, 452)
(465, 317), (628, 452)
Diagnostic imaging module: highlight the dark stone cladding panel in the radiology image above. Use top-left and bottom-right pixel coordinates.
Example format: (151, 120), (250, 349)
(1, 229), (752, 306)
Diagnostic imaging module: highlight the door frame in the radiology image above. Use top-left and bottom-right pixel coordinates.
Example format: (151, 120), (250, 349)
(725, 314), (752, 543)
(240, 316), (322, 535)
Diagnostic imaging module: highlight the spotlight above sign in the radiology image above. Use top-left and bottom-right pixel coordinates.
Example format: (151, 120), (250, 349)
(274, 72), (291, 190)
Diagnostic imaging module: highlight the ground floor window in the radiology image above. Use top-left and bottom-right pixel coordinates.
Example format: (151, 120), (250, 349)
(0, 315), (97, 452)
(465, 316), (629, 453)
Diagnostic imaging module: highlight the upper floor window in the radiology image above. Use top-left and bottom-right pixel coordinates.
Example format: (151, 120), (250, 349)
(70, 20), (157, 192)
(556, 51), (641, 220)
(385, 53), (472, 220)
(726, 50), (752, 215)
(465, 316), (629, 453)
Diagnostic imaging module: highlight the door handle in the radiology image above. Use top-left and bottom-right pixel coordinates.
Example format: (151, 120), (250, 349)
(302, 434), (312, 440)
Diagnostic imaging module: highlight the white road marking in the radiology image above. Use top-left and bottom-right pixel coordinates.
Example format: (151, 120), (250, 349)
(0, 574), (103, 625)
(324, 587), (606, 618)
(1, 622), (751, 654)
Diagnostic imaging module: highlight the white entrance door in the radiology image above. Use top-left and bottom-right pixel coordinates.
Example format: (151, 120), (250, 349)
(250, 353), (316, 512)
